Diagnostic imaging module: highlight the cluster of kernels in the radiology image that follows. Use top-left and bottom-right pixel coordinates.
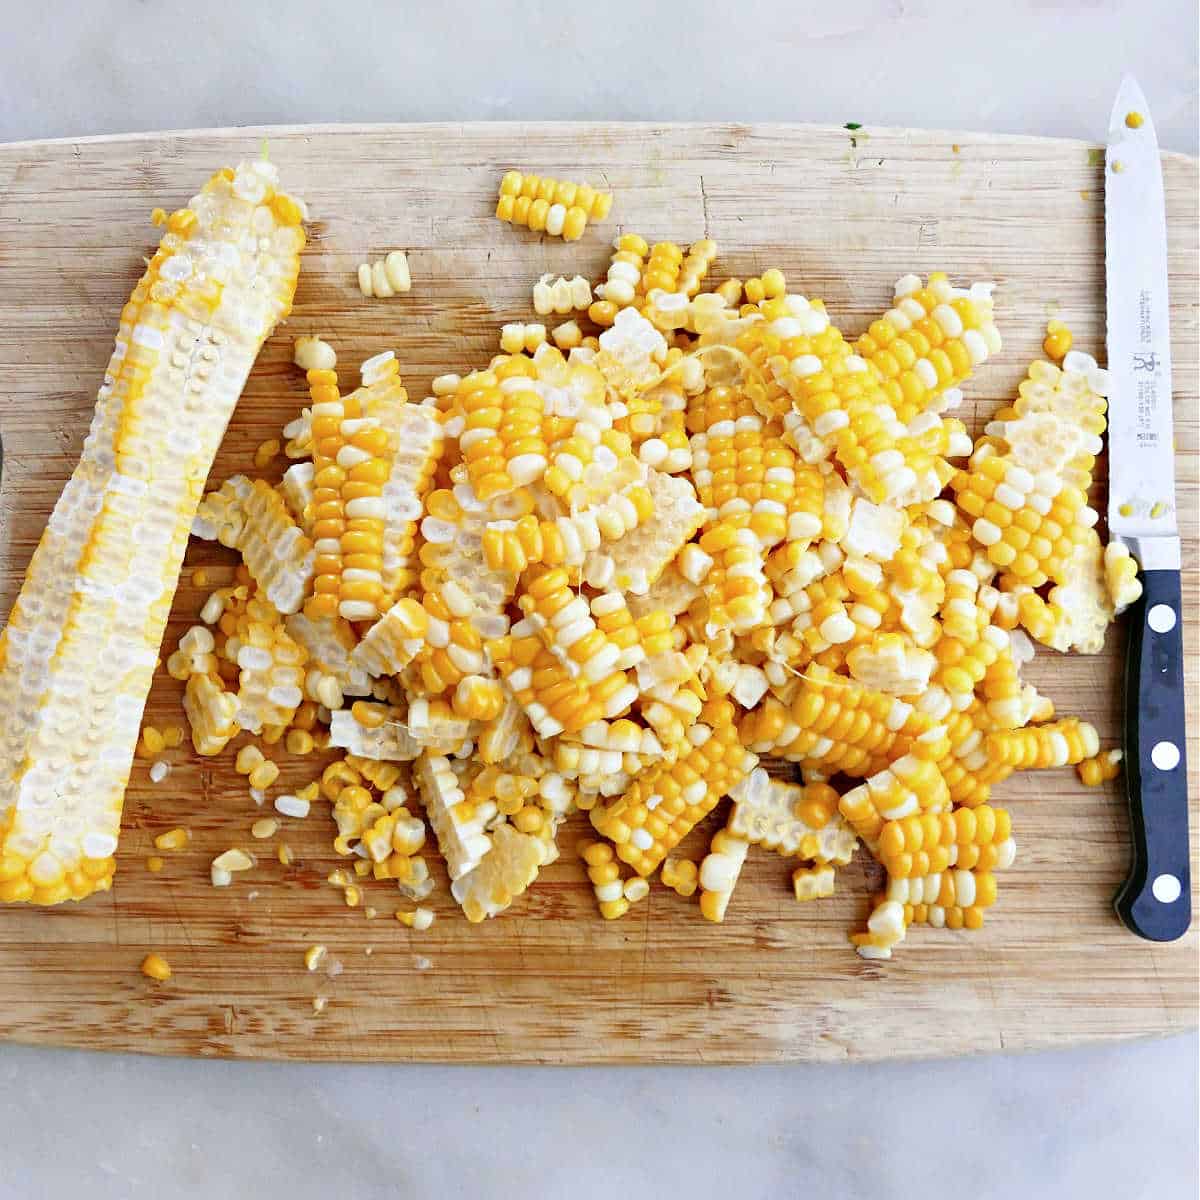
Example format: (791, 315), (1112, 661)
(451, 821), (548, 922)
(793, 864), (836, 901)
(876, 804), (1014, 880)
(350, 596), (429, 679)
(225, 597), (308, 734)
(408, 587), (488, 698)
(495, 171), (612, 241)
(193, 478), (316, 616)
(698, 828), (750, 922)
(590, 699), (757, 876)
(932, 702), (1003, 809)
(697, 515), (770, 634)
(305, 367), (348, 619)
(639, 242), (685, 297)
(660, 857), (699, 897)
(838, 742), (950, 848)
(413, 753), (493, 880)
(1042, 320), (1072, 361)
(691, 415), (798, 547)
(377, 399), (443, 604)
(930, 570), (1001, 701)
(183, 672), (241, 756)
(985, 718), (1100, 770)
(456, 365), (548, 502)
(1103, 541), (1143, 613)
(854, 274), (1000, 423)
(1077, 748), (1123, 787)
(482, 479), (653, 575)
(333, 402), (391, 622)
(888, 865), (1001, 931)
(593, 233), (650, 320)
(417, 478), (515, 619)
(582, 468), (707, 594)
(727, 768), (856, 862)
(745, 300), (945, 504)
(951, 452), (1091, 587)
(988, 351), (1107, 486)
(499, 323), (547, 355)
(533, 274), (592, 316)
(490, 620), (636, 736)
(357, 250), (411, 298)
(581, 840), (633, 918)
(742, 269), (788, 308)
(518, 567), (637, 683)
(740, 666), (932, 777)
(676, 239), (718, 298)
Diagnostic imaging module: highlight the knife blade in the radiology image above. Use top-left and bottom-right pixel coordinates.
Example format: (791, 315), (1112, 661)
(1105, 76), (1191, 942)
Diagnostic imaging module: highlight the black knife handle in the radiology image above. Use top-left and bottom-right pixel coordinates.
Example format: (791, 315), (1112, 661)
(1114, 568), (1191, 941)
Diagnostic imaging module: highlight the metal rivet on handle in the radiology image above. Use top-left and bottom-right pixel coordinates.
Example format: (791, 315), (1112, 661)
(1151, 873), (1182, 904)
(1150, 741), (1181, 771)
(1147, 604), (1177, 633)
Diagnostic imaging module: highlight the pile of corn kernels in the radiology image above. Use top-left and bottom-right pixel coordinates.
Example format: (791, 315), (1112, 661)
(159, 171), (1141, 960)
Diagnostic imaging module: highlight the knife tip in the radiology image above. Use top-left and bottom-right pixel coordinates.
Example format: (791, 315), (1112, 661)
(1109, 75), (1151, 138)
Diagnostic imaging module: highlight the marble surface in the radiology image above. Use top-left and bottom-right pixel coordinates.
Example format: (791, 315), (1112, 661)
(0, 1), (1197, 1196)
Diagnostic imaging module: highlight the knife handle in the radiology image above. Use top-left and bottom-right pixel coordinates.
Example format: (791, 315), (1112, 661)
(1114, 568), (1191, 941)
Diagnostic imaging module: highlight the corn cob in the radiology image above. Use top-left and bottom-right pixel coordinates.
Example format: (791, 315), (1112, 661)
(0, 160), (303, 903)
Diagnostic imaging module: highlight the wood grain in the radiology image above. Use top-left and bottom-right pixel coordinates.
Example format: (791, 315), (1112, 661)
(0, 124), (1195, 1064)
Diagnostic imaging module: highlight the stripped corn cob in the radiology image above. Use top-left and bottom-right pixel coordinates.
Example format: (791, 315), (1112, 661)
(0, 160), (303, 903)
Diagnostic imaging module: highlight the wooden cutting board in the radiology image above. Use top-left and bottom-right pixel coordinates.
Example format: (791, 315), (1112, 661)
(0, 124), (1195, 1064)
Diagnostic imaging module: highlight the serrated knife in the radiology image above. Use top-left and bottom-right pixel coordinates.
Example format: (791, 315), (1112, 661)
(1105, 76), (1191, 942)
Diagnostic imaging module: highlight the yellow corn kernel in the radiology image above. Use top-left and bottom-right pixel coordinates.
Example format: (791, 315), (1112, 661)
(140, 953), (172, 982)
(286, 728), (315, 755)
(254, 439), (281, 469)
(146, 856), (165, 873)
(154, 828), (190, 852)
(248, 759), (280, 791)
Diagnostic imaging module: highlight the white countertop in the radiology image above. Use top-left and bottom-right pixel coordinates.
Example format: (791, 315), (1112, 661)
(0, 2), (1196, 1196)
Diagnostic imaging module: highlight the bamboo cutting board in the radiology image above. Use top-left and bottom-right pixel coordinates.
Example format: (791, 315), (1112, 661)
(0, 124), (1195, 1064)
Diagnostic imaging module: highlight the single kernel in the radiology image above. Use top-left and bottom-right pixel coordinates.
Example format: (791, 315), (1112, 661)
(278, 844), (295, 866)
(254, 439), (281, 469)
(248, 760), (280, 791)
(146, 856), (165, 873)
(251, 818), (278, 839)
(304, 944), (327, 972)
(293, 334), (337, 372)
(154, 828), (190, 852)
(140, 953), (172, 982)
